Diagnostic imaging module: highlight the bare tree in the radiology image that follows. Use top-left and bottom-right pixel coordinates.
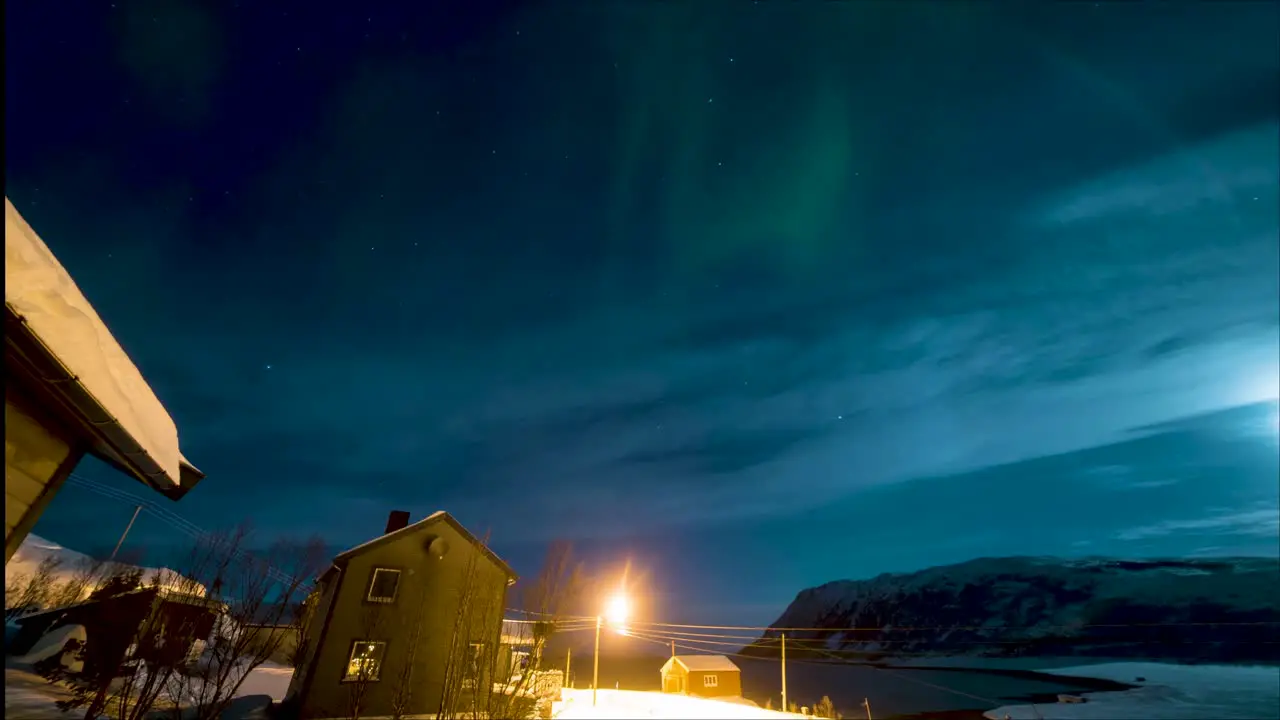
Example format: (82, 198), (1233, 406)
(388, 585), (427, 720)
(50, 555), (108, 608)
(467, 541), (583, 720)
(814, 695), (840, 719)
(437, 540), (486, 720)
(39, 561), (158, 720)
(164, 525), (327, 720)
(8, 555), (63, 618)
(342, 603), (389, 720)
(5, 570), (31, 617)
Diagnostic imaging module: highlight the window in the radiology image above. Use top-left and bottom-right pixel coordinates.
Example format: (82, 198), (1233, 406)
(462, 642), (486, 689)
(344, 640), (386, 682)
(366, 568), (401, 603)
(703, 674), (718, 688)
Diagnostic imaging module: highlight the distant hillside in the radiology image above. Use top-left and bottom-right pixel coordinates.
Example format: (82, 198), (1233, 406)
(5, 534), (203, 611)
(745, 556), (1280, 664)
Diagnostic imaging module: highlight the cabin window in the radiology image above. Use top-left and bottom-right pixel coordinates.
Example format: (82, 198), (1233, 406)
(366, 568), (401, 603)
(703, 674), (718, 688)
(344, 640), (386, 682)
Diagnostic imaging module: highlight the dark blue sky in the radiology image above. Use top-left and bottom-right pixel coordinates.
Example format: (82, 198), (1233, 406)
(7, 0), (1278, 627)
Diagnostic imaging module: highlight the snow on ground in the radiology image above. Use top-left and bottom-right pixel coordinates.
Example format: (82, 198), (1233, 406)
(219, 662), (294, 703)
(14, 624), (85, 671)
(5, 663), (82, 719)
(3, 659), (294, 719)
(5, 534), (204, 602)
(554, 688), (803, 719)
(984, 662), (1280, 719)
(5, 197), (182, 487)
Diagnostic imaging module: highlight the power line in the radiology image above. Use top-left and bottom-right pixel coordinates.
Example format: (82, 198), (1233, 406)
(622, 624), (1277, 656)
(624, 627), (1028, 715)
(619, 616), (1280, 633)
(63, 474), (305, 588)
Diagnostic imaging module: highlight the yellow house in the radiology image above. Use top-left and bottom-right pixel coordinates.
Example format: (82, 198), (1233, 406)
(5, 198), (204, 563)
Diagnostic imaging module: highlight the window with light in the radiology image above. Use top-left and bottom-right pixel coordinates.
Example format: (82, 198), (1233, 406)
(703, 674), (718, 687)
(344, 640), (386, 681)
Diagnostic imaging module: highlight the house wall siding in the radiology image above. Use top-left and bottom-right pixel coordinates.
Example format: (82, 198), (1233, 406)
(687, 669), (742, 699)
(297, 521), (510, 718)
(5, 389), (83, 564)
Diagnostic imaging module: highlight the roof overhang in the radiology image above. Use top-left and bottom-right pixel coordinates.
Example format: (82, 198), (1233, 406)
(4, 198), (200, 499)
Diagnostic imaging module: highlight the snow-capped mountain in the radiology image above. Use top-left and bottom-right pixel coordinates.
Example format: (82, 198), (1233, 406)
(5, 534), (203, 607)
(748, 556), (1280, 663)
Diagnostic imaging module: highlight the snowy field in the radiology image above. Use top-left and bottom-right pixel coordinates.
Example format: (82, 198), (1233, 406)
(554, 688), (802, 719)
(6, 660), (807, 720)
(3, 659), (292, 720)
(985, 662), (1280, 719)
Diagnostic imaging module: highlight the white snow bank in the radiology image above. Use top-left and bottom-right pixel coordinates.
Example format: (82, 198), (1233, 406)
(554, 688), (803, 719)
(984, 662), (1280, 720)
(233, 663), (294, 703)
(5, 197), (181, 488)
(15, 624), (86, 672)
(5, 534), (205, 603)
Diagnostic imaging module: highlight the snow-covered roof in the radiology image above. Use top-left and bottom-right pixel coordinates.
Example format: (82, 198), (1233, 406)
(5, 198), (188, 492)
(333, 511), (517, 581)
(662, 655), (741, 673)
(501, 618), (537, 645)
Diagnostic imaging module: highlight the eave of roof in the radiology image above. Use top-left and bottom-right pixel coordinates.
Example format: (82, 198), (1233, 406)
(333, 511), (518, 581)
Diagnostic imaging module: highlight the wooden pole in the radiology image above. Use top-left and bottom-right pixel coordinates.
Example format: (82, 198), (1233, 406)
(109, 505), (142, 563)
(592, 616), (601, 706)
(565, 647), (571, 688)
(863, 697), (873, 720)
(781, 633), (788, 712)
(670, 639), (675, 658)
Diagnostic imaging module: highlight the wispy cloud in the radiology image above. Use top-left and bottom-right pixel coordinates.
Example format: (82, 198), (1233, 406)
(1116, 503), (1280, 542)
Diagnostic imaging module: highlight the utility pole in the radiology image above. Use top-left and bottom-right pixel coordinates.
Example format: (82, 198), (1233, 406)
(592, 615), (602, 707)
(781, 633), (788, 713)
(863, 697), (873, 720)
(670, 639), (675, 658)
(564, 647), (571, 689)
(109, 505), (142, 563)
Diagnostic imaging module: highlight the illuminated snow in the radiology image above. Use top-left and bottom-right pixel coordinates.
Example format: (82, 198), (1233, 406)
(554, 688), (802, 719)
(5, 534), (204, 601)
(5, 197), (182, 487)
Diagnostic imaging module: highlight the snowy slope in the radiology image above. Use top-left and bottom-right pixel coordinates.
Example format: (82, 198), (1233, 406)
(751, 556), (1280, 663)
(5, 534), (204, 606)
(5, 197), (182, 488)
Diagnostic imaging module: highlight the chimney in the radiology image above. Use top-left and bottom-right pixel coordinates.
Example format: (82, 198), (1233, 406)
(385, 510), (410, 534)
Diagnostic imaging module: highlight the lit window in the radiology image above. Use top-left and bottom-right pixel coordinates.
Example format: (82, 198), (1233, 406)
(366, 568), (401, 603)
(703, 674), (718, 687)
(344, 641), (386, 681)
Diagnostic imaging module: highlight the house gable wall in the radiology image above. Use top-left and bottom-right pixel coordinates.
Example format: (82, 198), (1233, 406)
(298, 520), (510, 718)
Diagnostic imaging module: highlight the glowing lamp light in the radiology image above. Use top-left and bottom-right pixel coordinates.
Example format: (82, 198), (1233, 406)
(604, 593), (630, 626)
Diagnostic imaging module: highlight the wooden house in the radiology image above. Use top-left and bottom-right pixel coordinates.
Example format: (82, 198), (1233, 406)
(285, 510), (517, 718)
(659, 654), (743, 698)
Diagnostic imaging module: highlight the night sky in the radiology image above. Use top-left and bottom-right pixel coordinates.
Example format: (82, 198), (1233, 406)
(7, 1), (1279, 627)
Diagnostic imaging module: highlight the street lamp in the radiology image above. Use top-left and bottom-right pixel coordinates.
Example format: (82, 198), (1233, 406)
(593, 592), (629, 707)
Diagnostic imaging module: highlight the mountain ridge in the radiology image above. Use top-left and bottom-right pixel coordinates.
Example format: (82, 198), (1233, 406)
(745, 555), (1280, 664)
